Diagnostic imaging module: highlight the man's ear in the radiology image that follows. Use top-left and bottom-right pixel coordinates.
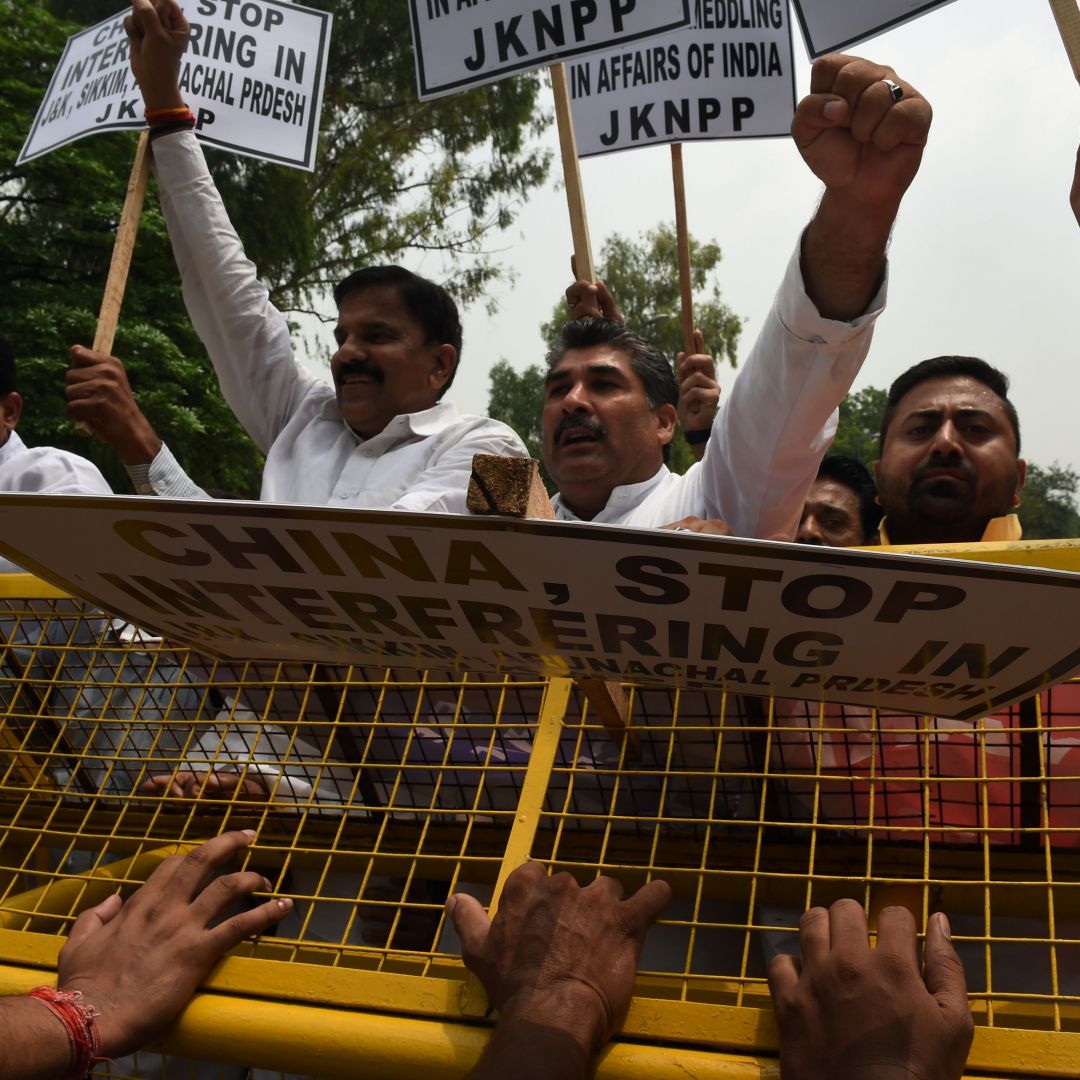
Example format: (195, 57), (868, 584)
(0, 391), (23, 436)
(655, 403), (677, 446)
(429, 344), (457, 395)
(1013, 458), (1027, 507)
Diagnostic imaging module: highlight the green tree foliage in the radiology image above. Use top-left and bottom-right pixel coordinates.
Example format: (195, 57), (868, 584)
(1019, 463), (1080, 540)
(830, 384), (1080, 540)
(2, 0), (550, 495)
(492, 224), (743, 479)
(829, 386), (888, 471)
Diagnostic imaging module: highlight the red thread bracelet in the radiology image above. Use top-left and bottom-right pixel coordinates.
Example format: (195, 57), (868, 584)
(145, 105), (195, 125)
(29, 986), (104, 1079)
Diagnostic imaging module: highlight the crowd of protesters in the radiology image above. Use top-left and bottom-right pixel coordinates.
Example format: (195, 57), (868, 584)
(1, 0), (1078, 1076)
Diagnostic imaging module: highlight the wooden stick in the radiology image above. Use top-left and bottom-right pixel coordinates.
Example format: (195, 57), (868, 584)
(550, 63), (595, 282)
(74, 130), (153, 437)
(1049, 0), (1080, 80)
(670, 143), (695, 356)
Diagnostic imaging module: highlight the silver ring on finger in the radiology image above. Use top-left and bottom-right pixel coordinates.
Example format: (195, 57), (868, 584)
(882, 78), (903, 103)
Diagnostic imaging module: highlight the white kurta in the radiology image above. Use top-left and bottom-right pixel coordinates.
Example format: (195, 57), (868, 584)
(142, 130), (527, 511)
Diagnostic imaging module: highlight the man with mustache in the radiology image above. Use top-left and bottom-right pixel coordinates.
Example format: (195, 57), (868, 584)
(72, 0), (525, 509)
(874, 356), (1024, 545)
(543, 55), (932, 537)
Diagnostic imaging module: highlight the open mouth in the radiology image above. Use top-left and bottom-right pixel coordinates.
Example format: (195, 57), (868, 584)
(336, 362), (384, 390)
(560, 430), (599, 447)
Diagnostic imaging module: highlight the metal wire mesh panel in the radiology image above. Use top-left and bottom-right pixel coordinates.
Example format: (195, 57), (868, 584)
(1, 584), (1079, 1077)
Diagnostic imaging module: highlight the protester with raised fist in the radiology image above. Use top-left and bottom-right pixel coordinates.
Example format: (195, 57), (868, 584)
(544, 55), (931, 539)
(113, 0), (525, 510)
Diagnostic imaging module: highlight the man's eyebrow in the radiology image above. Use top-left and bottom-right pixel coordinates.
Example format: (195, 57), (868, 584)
(544, 362), (626, 386)
(901, 408), (943, 424)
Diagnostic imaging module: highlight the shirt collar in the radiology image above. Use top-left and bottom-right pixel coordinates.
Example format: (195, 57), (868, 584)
(0, 430), (26, 469)
(319, 398), (460, 444)
(878, 513), (1023, 545)
(553, 465), (670, 521)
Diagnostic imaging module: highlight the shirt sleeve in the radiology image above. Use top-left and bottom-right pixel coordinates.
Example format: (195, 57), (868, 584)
(388, 418), (529, 514)
(126, 443), (210, 499)
(701, 240), (887, 540)
(151, 130), (319, 454)
(0, 447), (113, 495)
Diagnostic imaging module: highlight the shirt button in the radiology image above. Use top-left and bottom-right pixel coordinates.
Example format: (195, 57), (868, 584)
(338, 491), (350, 500)
(808, 334), (826, 345)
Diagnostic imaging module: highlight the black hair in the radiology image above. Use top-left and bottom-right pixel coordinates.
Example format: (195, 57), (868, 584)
(0, 338), (14, 396)
(880, 356), (1020, 454)
(546, 319), (678, 409)
(332, 266), (462, 398)
(546, 318), (678, 462)
(816, 454), (882, 544)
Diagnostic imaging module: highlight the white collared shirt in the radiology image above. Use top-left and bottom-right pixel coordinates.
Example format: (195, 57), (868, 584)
(554, 243), (887, 538)
(0, 430), (112, 572)
(0, 430), (111, 496)
(143, 131), (526, 512)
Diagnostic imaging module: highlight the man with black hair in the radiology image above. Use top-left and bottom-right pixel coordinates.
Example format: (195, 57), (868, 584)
(544, 52), (933, 537)
(874, 356), (1025, 545)
(0, 337), (111, 505)
(796, 454), (881, 547)
(97, 0), (525, 510)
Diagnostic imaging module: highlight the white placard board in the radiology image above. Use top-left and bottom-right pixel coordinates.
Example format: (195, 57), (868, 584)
(409, 0), (692, 100)
(568, 5), (795, 158)
(17, 0), (332, 171)
(3, 495), (1080, 723)
(791, 0), (959, 59)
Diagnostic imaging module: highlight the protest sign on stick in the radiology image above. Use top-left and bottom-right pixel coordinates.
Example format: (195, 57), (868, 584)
(1049, 0), (1080, 80)
(18, 0), (332, 171)
(790, 1), (958, 59)
(551, 63), (596, 282)
(670, 144), (694, 355)
(408, 0), (692, 100)
(567, 12), (795, 158)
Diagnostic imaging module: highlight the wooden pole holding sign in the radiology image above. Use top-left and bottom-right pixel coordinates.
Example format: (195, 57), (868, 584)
(1049, 0), (1080, 80)
(74, 130), (153, 437)
(550, 63), (595, 282)
(670, 144), (695, 355)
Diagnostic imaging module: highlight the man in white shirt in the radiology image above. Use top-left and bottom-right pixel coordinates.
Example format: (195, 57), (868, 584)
(0, 339), (112, 573)
(546, 54), (932, 540)
(83, 0), (526, 512)
(0, 339), (111, 500)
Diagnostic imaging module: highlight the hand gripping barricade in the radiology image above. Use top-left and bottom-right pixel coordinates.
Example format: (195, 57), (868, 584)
(0, 572), (1078, 1080)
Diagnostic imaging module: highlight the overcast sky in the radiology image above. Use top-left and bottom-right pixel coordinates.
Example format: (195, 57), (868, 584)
(305, 0), (1080, 473)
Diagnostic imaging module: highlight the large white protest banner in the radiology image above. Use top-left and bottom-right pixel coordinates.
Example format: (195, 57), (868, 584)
(568, 4), (795, 157)
(409, 0), (692, 100)
(3, 495), (1080, 723)
(791, 0), (959, 59)
(17, 0), (332, 171)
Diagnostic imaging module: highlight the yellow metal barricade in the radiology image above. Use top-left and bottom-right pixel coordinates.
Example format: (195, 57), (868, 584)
(0, 572), (1078, 1079)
